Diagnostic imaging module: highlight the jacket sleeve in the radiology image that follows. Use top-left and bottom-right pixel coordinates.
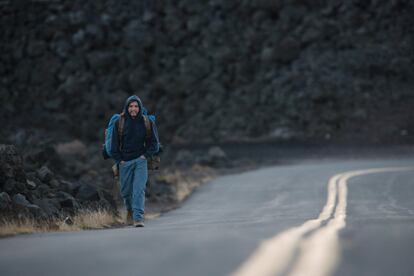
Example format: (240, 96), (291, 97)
(111, 120), (122, 162)
(144, 121), (160, 158)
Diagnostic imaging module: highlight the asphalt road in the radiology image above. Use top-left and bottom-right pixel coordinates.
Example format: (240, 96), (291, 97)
(1, 158), (414, 276)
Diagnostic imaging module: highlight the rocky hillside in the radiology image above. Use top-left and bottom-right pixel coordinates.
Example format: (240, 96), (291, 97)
(1, 0), (414, 145)
(0, 144), (116, 221)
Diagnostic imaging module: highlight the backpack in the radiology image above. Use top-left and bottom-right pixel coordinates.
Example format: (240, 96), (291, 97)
(102, 109), (161, 170)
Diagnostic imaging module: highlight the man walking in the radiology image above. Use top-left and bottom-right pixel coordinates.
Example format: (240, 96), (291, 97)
(111, 95), (159, 227)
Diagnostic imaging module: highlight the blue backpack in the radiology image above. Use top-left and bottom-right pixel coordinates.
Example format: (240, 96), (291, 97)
(102, 107), (160, 163)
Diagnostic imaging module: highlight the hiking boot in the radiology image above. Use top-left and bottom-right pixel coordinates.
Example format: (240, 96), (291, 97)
(133, 220), (144, 227)
(126, 210), (133, 225)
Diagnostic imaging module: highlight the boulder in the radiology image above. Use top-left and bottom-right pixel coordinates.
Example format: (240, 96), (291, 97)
(86, 51), (117, 72)
(56, 191), (80, 209)
(68, 11), (86, 26)
(273, 37), (302, 63)
(12, 193), (30, 207)
(0, 144), (25, 185)
(149, 180), (175, 198)
(123, 19), (154, 49)
(32, 198), (60, 217)
(4, 178), (26, 194)
(26, 179), (37, 190)
(57, 75), (89, 96)
(174, 150), (195, 167)
(26, 40), (47, 57)
(26, 204), (45, 218)
(37, 166), (54, 183)
(99, 190), (117, 210)
(64, 216), (74, 225)
(24, 144), (63, 172)
(60, 180), (81, 195)
(50, 39), (71, 58)
(49, 179), (61, 188)
(72, 29), (85, 46)
(0, 192), (11, 210)
(198, 146), (228, 167)
(36, 184), (51, 196)
(54, 140), (87, 157)
(76, 184), (100, 201)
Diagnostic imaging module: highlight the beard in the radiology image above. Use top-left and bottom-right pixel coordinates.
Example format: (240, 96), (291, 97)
(129, 110), (139, 118)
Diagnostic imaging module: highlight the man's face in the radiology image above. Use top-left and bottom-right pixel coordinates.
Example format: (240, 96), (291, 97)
(128, 101), (140, 118)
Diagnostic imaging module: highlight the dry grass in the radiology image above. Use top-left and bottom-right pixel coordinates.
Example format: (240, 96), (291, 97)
(58, 209), (122, 231)
(0, 218), (49, 237)
(156, 165), (215, 202)
(0, 208), (122, 237)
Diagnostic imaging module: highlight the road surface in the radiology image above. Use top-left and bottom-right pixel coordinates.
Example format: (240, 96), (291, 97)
(1, 158), (414, 276)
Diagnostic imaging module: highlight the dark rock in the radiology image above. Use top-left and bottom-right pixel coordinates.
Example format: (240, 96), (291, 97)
(49, 179), (60, 188)
(174, 150), (194, 167)
(57, 75), (89, 95)
(4, 179), (26, 194)
(274, 37), (301, 63)
(12, 193), (30, 207)
(84, 24), (104, 44)
(0, 192), (11, 209)
(198, 146), (228, 167)
(26, 179), (37, 190)
(179, 54), (211, 84)
(269, 127), (298, 140)
(142, 10), (155, 23)
(76, 184), (100, 201)
(36, 184), (51, 196)
(208, 146), (227, 160)
(56, 191), (80, 209)
(72, 29), (85, 46)
(30, 55), (61, 85)
(26, 40), (47, 57)
(99, 190), (117, 210)
(68, 11), (86, 25)
(1, 0), (414, 154)
(26, 204), (45, 218)
(123, 19), (154, 49)
(24, 145), (63, 172)
(32, 198), (60, 217)
(260, 47), (276, 63)
(58, 58), (87, 80)
(100, 13), (112, 26)
(64, 216), (74, 225)
(51, 39), (71, 58)
(0, 145), (25, 185)
(3, 179), (17, 193)
(60, 180), (80, 195)
(86, 51), (117, 72)
(150, 180), (175, 197)
(55, 140), (87, 157)
(37, 166), (54, 183)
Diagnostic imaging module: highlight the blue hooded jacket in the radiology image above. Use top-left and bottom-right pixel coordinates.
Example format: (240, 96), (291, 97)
(111, 95), (159, 162)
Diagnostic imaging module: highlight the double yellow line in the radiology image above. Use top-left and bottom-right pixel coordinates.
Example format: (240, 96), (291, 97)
(232, 167), (413, 276)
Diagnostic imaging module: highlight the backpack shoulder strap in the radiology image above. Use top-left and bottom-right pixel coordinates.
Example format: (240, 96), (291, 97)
(142, 115), (152, 139)
(117, 113), (125, 150)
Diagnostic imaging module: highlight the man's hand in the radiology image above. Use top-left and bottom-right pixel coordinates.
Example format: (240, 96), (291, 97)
(139, 155), (146, 160)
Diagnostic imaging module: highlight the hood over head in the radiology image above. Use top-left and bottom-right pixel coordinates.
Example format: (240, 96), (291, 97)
(123, 95), (144, 119)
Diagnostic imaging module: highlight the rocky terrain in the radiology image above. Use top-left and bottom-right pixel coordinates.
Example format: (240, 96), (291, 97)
(1, 0), (413, 144)
(0, 140), (230, 227)
(0, 144), (116, 222)
(1, 0), (414, 228)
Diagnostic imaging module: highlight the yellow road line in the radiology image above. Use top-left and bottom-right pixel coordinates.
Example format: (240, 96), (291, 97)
(233, 167), (413, 276)
(288, 167), (412, 276)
